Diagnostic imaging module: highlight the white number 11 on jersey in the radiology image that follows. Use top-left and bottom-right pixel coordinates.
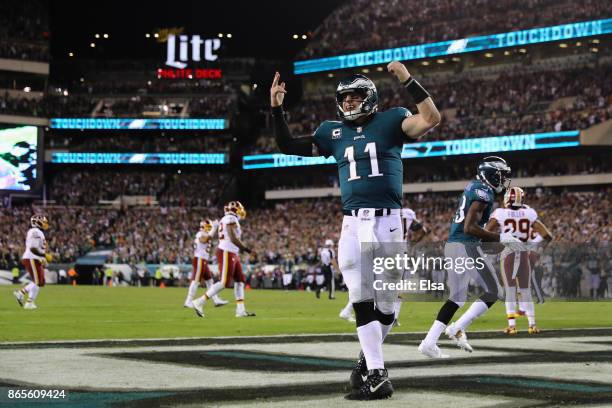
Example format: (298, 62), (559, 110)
(344, 142), (383, 181)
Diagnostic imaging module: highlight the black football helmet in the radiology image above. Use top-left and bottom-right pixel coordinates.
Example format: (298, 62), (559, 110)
(335, 74), (378, 121)
(477, 156), (511, 194)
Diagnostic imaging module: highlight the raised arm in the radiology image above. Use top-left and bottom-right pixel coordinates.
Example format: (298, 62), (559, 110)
(387, 61), (441, 140)
(270, 72), (318, 156)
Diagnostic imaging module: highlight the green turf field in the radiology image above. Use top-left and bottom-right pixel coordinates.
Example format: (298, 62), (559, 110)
(1, 286), (611, 342)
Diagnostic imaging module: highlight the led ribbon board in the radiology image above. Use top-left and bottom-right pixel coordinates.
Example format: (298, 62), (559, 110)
(242, 131), (580, 169)
(51, 152), (226, 165)
(294, 19), (612, 74)
(50, 118), (227, 130)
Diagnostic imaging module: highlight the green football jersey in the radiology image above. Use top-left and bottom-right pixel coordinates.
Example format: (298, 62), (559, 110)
(313, 108), (411, 210)
(447, 179), (495, 243)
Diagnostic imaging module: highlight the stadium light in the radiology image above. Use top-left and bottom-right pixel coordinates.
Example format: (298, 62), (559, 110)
(90, 43), (96, 48)
(484, 52), (493, 58)
(327, 73), (334, 78)
(519, 48), (527, 53)
(145, 33), (150, 38)
(23, 86), (31, 92)
(95, 34), (100, 38)
(504, 50), (511, 55)
(103, 33), (109, 39)
(592, 38), (600, 43)
(293, 34), (298, 39)
(362, 68), (369, 73)
(421, 61), (430, 65)
(436, 59), (445, 64)
(376, 66), (383, 71)
(302, 34), (307, 39)
(147, 80), (152, 85)
(68, 52), (74, 57)
(451, 57), (461, 62)
(154, 33), (159, 38)
(218, 33), (224, 38)
(591, 47), (599, 52)
(80, 77), (84, 82)
(576, 41), (582, 46)
(227, 33), (233, 38)
(559, 43), (568, 48)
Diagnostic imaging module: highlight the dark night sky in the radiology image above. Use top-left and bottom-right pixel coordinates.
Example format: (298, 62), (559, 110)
(49, 1), (345, 61)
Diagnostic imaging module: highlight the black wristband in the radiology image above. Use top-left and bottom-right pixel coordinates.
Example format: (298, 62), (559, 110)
(271, 106), (284, 116)
(402, 77), (430, 104)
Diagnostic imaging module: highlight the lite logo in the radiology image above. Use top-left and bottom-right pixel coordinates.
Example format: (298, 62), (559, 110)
(165, 35), (221, 68)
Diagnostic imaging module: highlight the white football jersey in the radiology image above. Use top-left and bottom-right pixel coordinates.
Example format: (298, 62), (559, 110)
(491, 206), (538, 242)
(193, 231), (212, 260)
(218, 214), (241, 254)
(22, 227), (46, 260)
(319, 247), (334, 266)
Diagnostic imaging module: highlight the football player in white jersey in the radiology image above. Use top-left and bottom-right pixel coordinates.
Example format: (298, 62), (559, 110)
(394, 207), (428, 326)
(485, 187), (553, 334)
(14, 215), (52, 310)
(193, 201), (255, 318)
(184, 219), (228, 309)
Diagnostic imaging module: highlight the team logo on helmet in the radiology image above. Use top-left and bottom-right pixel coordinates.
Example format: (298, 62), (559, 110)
(31, 214), (48, 230)
(504, 186), (525, 208)
(477, 156), (511, 194)
(336, 74), (378, 121)
(200, 219), (214, 233)
(224, 201), (246, 219)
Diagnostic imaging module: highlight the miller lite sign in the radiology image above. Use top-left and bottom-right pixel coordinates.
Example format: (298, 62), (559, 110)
(165, 34), (221, 69)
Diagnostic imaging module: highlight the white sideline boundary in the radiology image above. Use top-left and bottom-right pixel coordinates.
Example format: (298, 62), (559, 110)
(2, 326), (611, 347)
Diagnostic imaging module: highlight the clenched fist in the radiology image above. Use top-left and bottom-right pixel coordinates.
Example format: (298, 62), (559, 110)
(387, 61), (411, 83)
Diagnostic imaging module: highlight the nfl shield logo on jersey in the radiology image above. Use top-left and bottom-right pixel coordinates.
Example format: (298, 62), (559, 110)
(332, 128), (342, 139)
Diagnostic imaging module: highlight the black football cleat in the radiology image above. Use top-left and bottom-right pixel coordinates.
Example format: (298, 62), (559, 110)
(345, 369), (393, 400)
(349, 351), (368, 389)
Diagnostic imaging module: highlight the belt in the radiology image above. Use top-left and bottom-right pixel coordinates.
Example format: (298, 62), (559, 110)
(342, 208), (393, 217)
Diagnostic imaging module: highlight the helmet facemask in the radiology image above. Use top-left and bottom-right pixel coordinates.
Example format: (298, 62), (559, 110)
(336, 75), (378, 122)
(477, 156), (511, 194)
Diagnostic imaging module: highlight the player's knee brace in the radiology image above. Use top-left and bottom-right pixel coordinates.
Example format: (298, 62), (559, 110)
(374, 308), (395, 326)
(480, 293), (497, 307)
(353, 301), (377, 327)
(436, 300), (460, 325)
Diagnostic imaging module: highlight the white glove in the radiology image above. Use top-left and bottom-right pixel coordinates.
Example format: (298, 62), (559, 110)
(500, 232), (521, 243)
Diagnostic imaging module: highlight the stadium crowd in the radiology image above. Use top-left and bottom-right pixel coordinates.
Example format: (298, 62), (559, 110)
(46, 169), (230, 207)
(45, 133), (231, 153)
(264, 154), (612, 190)
(1, 93), (234, 118)
(2, 187), (609, 267)
(0, 205), (118, 268)
(252, 63), (612, 153)
(0, 94), (96, 118)
(299, 0), (611, 59)
(0, 0), (48, 61)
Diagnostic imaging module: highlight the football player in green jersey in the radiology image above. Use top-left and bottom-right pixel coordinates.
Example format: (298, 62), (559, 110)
(271, 61), (441, 400)
(419, 156), (522, 358)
